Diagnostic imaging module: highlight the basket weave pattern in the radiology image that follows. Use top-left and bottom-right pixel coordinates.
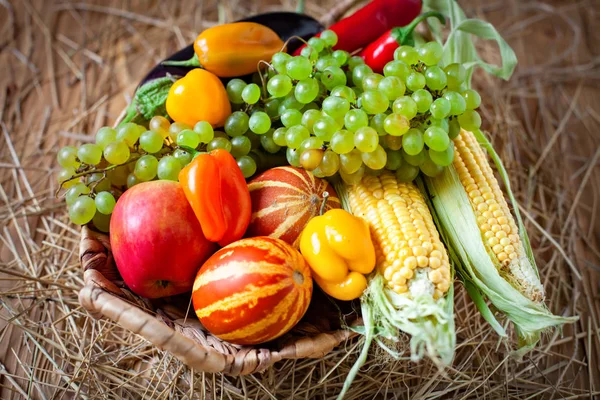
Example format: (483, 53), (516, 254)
(78, 226), (357, 375)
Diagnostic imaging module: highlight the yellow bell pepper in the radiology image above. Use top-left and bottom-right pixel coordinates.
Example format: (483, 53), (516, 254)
(299, 209), (376, 301)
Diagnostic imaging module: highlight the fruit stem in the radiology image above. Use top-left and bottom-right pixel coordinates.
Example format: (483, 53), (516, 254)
(319, 191), (329, 216)
(391, 12), (446, 46)
(162, 53), (201, 68)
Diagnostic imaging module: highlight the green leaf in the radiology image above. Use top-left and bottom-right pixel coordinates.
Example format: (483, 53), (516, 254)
(134, 76), (176, 120)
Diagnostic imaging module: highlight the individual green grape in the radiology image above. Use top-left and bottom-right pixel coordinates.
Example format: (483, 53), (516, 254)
(321, 66), (346, 90)
(300, 46), (318, 62)
(301, 109), (321, 133)
(300, 137), (324, 151)
(420, 152), (444, 177)
(92, 211), (111, 233)
(444, 63), (467, 91)
(402, 128), (425, 155)
(65, 183), (90, 206)
(176, 129), (200, 148)
(320, 29), (338, 47)
(383, 61), (410, 81)
(315, 55), (339, 72)
(384, 135), (403, 151)
(149, 116), (170, 138)
(302, 102), (319, 112)
(173, 148), (193, 167)
(300, 149), (324, 171)
(95, 127), (117, 150)
(168, 122), (192, 141)
(279, 109), (301, 128)
(272, 127), (288, 146)
(360, 90), (389, 115)
(226, 79), (246, 104)
(139, 130), (164, 153)
(229, 136), (252, 158)
(264, 98), (281, 117)
(330, 85), (356, 103)
(57, 146), (79, 169)
(385, 150), (403, 170)
(286, 56), (313, 80)
(193, 121), (214, 143)
(424, 126), (450, 151)
(378, 76), (405, 101)
(339, 164), (365, 185)
(402, 149), (426, 166)
(418, 41), (443, 66)
(361, 145), (387, 170)
(285, 125), (310, 149)
(69, 196), (96, 225)
(207, 137), (233, 152)
(443, 91), (467, 116)
(241, 83), (261, 104)
(237, 155), (257, 178)
(347, 55), (365, 70)
(272, 52), (291, 72)
(354, 127), (379, 152)
(116, 123), (142, 147)
(95, 191), (116, 214)
(267, 74), (293, 97)
(156, 156), (182, 181)
(127, 173), (140, 188)
(308, 37), (325, 52)
(295, 78), (319, 104)
(344, 109), (369, 131)
(75, 144), (102, 167)
(425, 117), (449, 132)
(278, 94), (304, 114)
(411, 89), (433, 113)
(352, 64), (373, 89)
(319, 150), (340, 176)
(406, 72), (426, 91)
(340, 149), (363, 174)
(103, 141), (130, 165)
(392, 96), (418, 119)
(448, 118), (461, 139)
(224, 111), (250, 137)
(424, 65), (447, 91)
(330, 130), (354, 154)
(107, 166), (128, 186)
(313, 115), (338, 141)
(249, 112), (271, 134)
(369, 113), (387, 136)
(322, 96), (350, 119)
(395, 45), (419, 65)
(134, 155), (158, 181)
(429, 145), (455, 167)
(88, 173), (111, 192)
(395, 162), (420, 182)
(362, 73), (384, 91)
(457, 110), (482, 131)
(462, 89), (481, 109)
(383, 113), (410, 136)
(332, 50), (348, 66)
(430, 97), (451, 119)
(260, 132), (281, 154)
(286, 147), (301, 167)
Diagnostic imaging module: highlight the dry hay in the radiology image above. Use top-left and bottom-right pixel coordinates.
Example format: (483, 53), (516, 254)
(0, 0), (599, 398)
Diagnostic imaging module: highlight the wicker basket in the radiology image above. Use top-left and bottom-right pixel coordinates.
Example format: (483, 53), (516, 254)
(78, 226), (358, 375)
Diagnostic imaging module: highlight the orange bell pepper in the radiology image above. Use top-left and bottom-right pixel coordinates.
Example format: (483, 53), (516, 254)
(178, 149), (251, 247)
(166, 69), (231, 127)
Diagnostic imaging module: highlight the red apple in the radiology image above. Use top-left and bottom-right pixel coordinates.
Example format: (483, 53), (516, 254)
(110, 180), (216, 298)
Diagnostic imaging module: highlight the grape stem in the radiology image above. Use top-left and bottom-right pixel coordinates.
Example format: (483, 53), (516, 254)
(279, 35), (310, 54)
(319, 191), (330, 216)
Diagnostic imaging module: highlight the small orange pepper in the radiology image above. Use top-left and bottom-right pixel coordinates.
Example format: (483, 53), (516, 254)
(194, 22), (284, 77)
(166, 68), (231, 127)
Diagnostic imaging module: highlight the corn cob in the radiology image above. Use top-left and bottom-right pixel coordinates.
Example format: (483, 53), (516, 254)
(452, 130), (544, 302)
(347, 171), (451, 300)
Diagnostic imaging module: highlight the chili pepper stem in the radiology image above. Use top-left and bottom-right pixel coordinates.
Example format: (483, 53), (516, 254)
(161, 53), (201, 68)
(319, 191), (329, 216)
(391, 11), (446, 45)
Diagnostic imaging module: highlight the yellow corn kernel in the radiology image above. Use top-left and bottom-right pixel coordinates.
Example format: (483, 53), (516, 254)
(348, 171), (451, 297)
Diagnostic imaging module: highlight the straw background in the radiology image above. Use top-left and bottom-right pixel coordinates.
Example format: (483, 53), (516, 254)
(1, 0), (599, 398)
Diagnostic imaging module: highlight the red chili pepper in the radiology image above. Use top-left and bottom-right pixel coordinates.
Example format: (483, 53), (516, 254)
(293, 0), (422, 55)
(360, 12), (446, 73)
(178, 149), (251, 247)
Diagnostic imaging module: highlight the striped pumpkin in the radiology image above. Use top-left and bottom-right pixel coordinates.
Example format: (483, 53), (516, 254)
(192, 236), (313, 345)
(246, 166), (341, 245)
